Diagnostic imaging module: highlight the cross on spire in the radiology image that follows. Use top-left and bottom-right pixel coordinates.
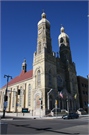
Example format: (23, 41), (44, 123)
(43, 9), (45, 13)
(61, 24), (63, 27)
(24, 57), (26, 62)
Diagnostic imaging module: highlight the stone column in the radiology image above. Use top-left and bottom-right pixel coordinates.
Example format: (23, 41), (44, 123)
(73, 100), (74, 110)
(15, 86), (18, 113)
(47, 93), (49, 110)
(10, 88), (13, 112)
(2, 92), (4, 110)
(77, 96), (80, 109)
(64, 100), (66, 109)
(62, 100), (64, 109)
(1, 92), (2, 109)
(9, 88), (12, 112)
(67, 99), (69, 112)
(74, 100), (76, 111)
(69, 100), (71, 111)
(22, 90), (24, 108)
(59, 99), (60, 109)
(24, 84), (26, 108)
(72, 100), (73, 111)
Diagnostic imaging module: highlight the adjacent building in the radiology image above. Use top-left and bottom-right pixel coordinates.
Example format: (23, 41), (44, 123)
(0, 11), (80, 116)
(77, 76), (88, 112)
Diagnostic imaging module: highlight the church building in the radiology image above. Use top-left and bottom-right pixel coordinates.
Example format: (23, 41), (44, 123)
(0, 11), (80, 116)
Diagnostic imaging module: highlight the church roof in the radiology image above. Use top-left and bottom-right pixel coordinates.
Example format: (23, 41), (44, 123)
(1, 69), (33, 89)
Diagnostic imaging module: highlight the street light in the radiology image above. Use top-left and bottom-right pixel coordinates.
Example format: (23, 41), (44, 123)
(2, 75), (12, 118)
(47, 89), (59, 117)
(47, 89), (53, 110)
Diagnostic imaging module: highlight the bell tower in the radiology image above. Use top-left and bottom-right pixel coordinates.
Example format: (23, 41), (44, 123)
(37, 10), (52, 54)
(32, 11), (54, 116)
(22, 59), (27, 72)
(58, 25), (72, 64)
(58, 25), (80, 109)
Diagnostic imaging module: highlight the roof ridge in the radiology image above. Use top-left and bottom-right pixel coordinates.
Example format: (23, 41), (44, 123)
(1, 69), (33, 89)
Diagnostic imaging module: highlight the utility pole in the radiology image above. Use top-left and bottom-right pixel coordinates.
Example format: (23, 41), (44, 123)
(2, 75), (12, 118)
(47, 89), (53, 110)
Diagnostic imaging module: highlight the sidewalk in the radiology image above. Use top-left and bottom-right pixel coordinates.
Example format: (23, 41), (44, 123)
(0, 112), (89, 119)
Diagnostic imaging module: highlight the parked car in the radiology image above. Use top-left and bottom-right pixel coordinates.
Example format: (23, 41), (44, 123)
(77, 108), (86, 115)
(62, 112), (79, 119)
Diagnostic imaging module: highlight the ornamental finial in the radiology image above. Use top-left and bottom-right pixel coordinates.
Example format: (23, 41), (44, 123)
(24, 57), (26, 62)
(61, 24), (63, 27)
(41, 9), (46, 18)
(60, 24), (65, 33)
(43, 9), (45, 13)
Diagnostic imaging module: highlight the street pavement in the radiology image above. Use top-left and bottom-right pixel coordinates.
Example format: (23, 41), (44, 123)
(0, 115), (89, 134)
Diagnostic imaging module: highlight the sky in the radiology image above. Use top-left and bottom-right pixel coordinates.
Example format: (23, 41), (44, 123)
(0, 1), (88, 88)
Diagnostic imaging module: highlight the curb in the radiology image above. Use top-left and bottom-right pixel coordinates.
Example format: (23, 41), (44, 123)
(0, 114), (89, 120)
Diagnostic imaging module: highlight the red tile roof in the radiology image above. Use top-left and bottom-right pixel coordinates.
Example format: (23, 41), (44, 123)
(2, 69), (33, 89)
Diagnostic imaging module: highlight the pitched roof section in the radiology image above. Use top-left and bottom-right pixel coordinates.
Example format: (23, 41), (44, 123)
(2, 69), (33, 89)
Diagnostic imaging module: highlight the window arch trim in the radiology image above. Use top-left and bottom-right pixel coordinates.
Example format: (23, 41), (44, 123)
(49, 70), (52, 85)
(12, 89), (15, 108)
(20, 87), (22, 107)
(38, 70), (41, 86)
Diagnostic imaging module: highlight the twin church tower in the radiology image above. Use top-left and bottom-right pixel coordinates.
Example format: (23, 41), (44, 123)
(32, 11), (79, 115)
(36, 11), (72, 64)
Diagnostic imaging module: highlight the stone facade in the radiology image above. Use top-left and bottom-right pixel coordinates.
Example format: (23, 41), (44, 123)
(0, 11), (80, 116)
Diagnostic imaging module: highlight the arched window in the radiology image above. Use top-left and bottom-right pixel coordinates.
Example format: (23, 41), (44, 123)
(60, 37), (63, 43)
(47, 44), (50, 53)
(57, 76), (62, 86)
(12, 89), (15, 108)
(38, 70), (41, 86)
(22, 66), (25, 70)
(39, 42), (41, 54)
(72, 79), (75, 91)
(49, 70), (52, 85)
(20, 87), (22, 107)
(28, 84), (31, 106)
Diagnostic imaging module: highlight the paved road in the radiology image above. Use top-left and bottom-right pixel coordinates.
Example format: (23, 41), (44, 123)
(1, 116), (89, 134)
